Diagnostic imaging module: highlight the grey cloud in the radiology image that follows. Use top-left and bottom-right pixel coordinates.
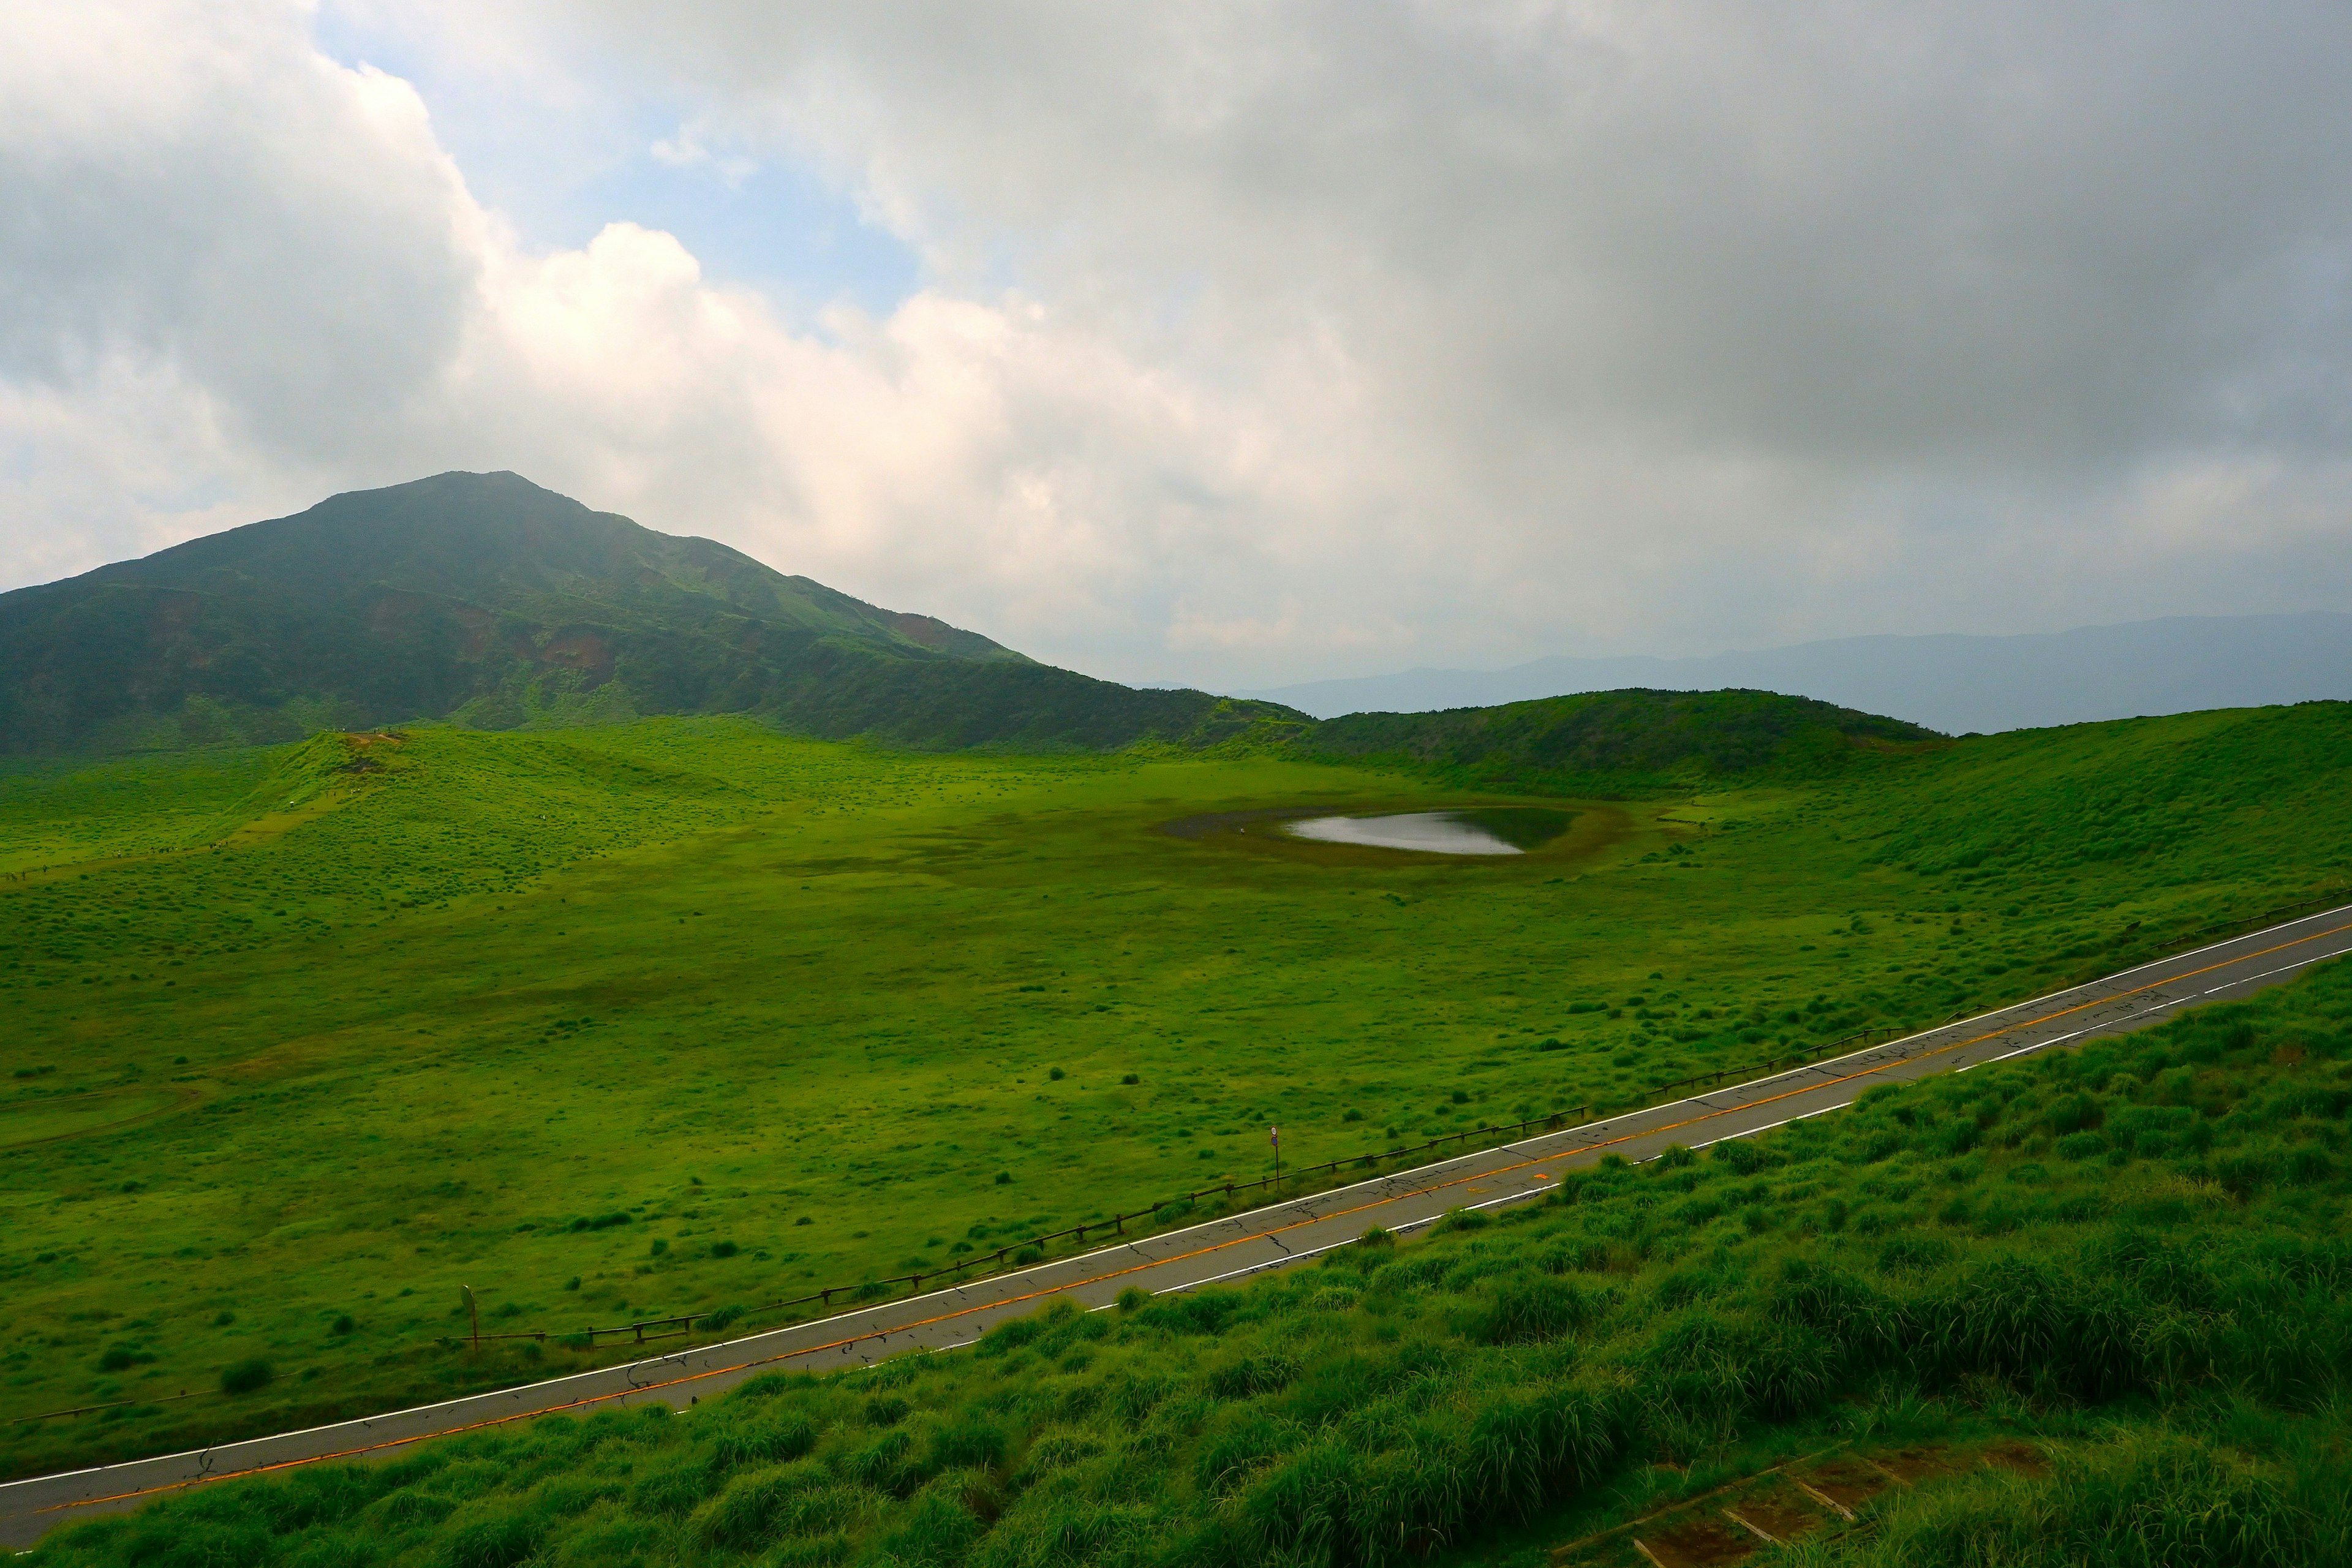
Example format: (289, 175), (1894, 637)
(556, 1), (2352, 472)
(0, 3), (480, 461)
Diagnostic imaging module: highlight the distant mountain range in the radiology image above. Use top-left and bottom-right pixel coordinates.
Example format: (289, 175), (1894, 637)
(1242, 614), (2352, 733)
(0, 472), (1297, 754)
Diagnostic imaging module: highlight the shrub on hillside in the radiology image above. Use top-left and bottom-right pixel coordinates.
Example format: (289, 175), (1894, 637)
(219, 1358), (272, 1396)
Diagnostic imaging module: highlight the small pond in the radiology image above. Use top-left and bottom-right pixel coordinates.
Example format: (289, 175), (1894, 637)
(1284, 807), (1575, 856)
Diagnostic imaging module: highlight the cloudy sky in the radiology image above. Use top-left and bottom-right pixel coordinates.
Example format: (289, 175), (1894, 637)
(5, 2), (2351, 690)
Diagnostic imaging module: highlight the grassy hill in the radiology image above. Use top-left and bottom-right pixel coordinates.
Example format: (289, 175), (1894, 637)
(26, 963), (2352, 1568)
(3, 699), (2348, 1495)
(1293, 688), (1945, 793)
(0, 472), (1300, 755)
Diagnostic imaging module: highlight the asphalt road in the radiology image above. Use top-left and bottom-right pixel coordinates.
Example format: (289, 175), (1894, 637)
(8, 902), (2350, 1550)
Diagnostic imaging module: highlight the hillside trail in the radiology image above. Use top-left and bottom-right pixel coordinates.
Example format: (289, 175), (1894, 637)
(1551, 1434), (2052, 1567)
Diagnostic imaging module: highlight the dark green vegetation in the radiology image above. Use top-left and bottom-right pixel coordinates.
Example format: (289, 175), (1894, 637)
(4, 698), (2349, 1484)
(0, 472), (1300, 755)
(1295, 688), (1942, 794)
(31, 956), (2352, 1568)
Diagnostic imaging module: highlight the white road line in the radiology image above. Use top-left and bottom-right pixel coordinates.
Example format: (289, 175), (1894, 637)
(1174, 1234), (1363, 1290)
(1959, 1027), (2089, 1072)
(1690, 1101), (1849, 1148)
(2204, 954), (2335, 994)
(1181, 1177), (1574, 1293)
(2101, 907), (2347, 982)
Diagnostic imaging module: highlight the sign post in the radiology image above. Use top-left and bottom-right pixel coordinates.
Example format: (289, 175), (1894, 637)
(1269, 1124), (1281, 1190)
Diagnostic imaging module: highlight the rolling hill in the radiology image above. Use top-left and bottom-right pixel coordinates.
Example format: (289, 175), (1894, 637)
(0, 472), (1299, 755)
(1292, 687), (1943, 791)
(1244, 612), (2352, 734)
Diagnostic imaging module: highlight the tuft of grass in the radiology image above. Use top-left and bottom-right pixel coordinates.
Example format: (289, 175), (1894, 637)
(218, 1359), (273, 1396)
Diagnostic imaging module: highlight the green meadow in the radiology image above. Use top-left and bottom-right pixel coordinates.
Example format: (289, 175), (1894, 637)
(28, 937), (2352, 1568)
(4, 703), (2351, 1482)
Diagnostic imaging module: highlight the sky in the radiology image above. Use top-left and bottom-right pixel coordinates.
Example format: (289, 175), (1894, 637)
(4, 2), (2351, 692)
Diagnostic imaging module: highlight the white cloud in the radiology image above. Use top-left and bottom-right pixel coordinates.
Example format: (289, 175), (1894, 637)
(4, 1), (2351, 692)
(649, 121), (758, 186)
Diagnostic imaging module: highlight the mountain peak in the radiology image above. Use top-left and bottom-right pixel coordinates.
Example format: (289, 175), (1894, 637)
(2, 473), (1194, 753)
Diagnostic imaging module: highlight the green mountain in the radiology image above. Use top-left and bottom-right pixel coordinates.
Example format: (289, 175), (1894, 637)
(0, 472), (1297, 754)
(0, 472), (1949, 769)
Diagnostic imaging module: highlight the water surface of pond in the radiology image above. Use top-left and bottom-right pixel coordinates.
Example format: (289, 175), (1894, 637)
(1284, 808), (1574, 856)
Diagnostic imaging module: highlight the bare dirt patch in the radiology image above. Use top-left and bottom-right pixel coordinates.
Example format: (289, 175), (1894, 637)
(1868, 1446), (1963, 1486)
(1633, 1514), (1755, 1568)
(1980, 1439), (2050, 1476)
(1722, 1481), (1830, 1545)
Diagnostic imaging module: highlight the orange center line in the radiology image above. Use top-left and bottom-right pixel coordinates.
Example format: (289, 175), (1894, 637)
(39, 917), (2352, 1518)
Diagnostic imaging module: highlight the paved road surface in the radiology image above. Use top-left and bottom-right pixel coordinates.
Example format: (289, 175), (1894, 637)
(8, 903), (2350, 1549)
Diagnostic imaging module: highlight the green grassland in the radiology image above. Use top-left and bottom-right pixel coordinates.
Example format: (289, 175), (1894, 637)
(28, 948), (2352, 1568)
(3, 703), (2350, 1484)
